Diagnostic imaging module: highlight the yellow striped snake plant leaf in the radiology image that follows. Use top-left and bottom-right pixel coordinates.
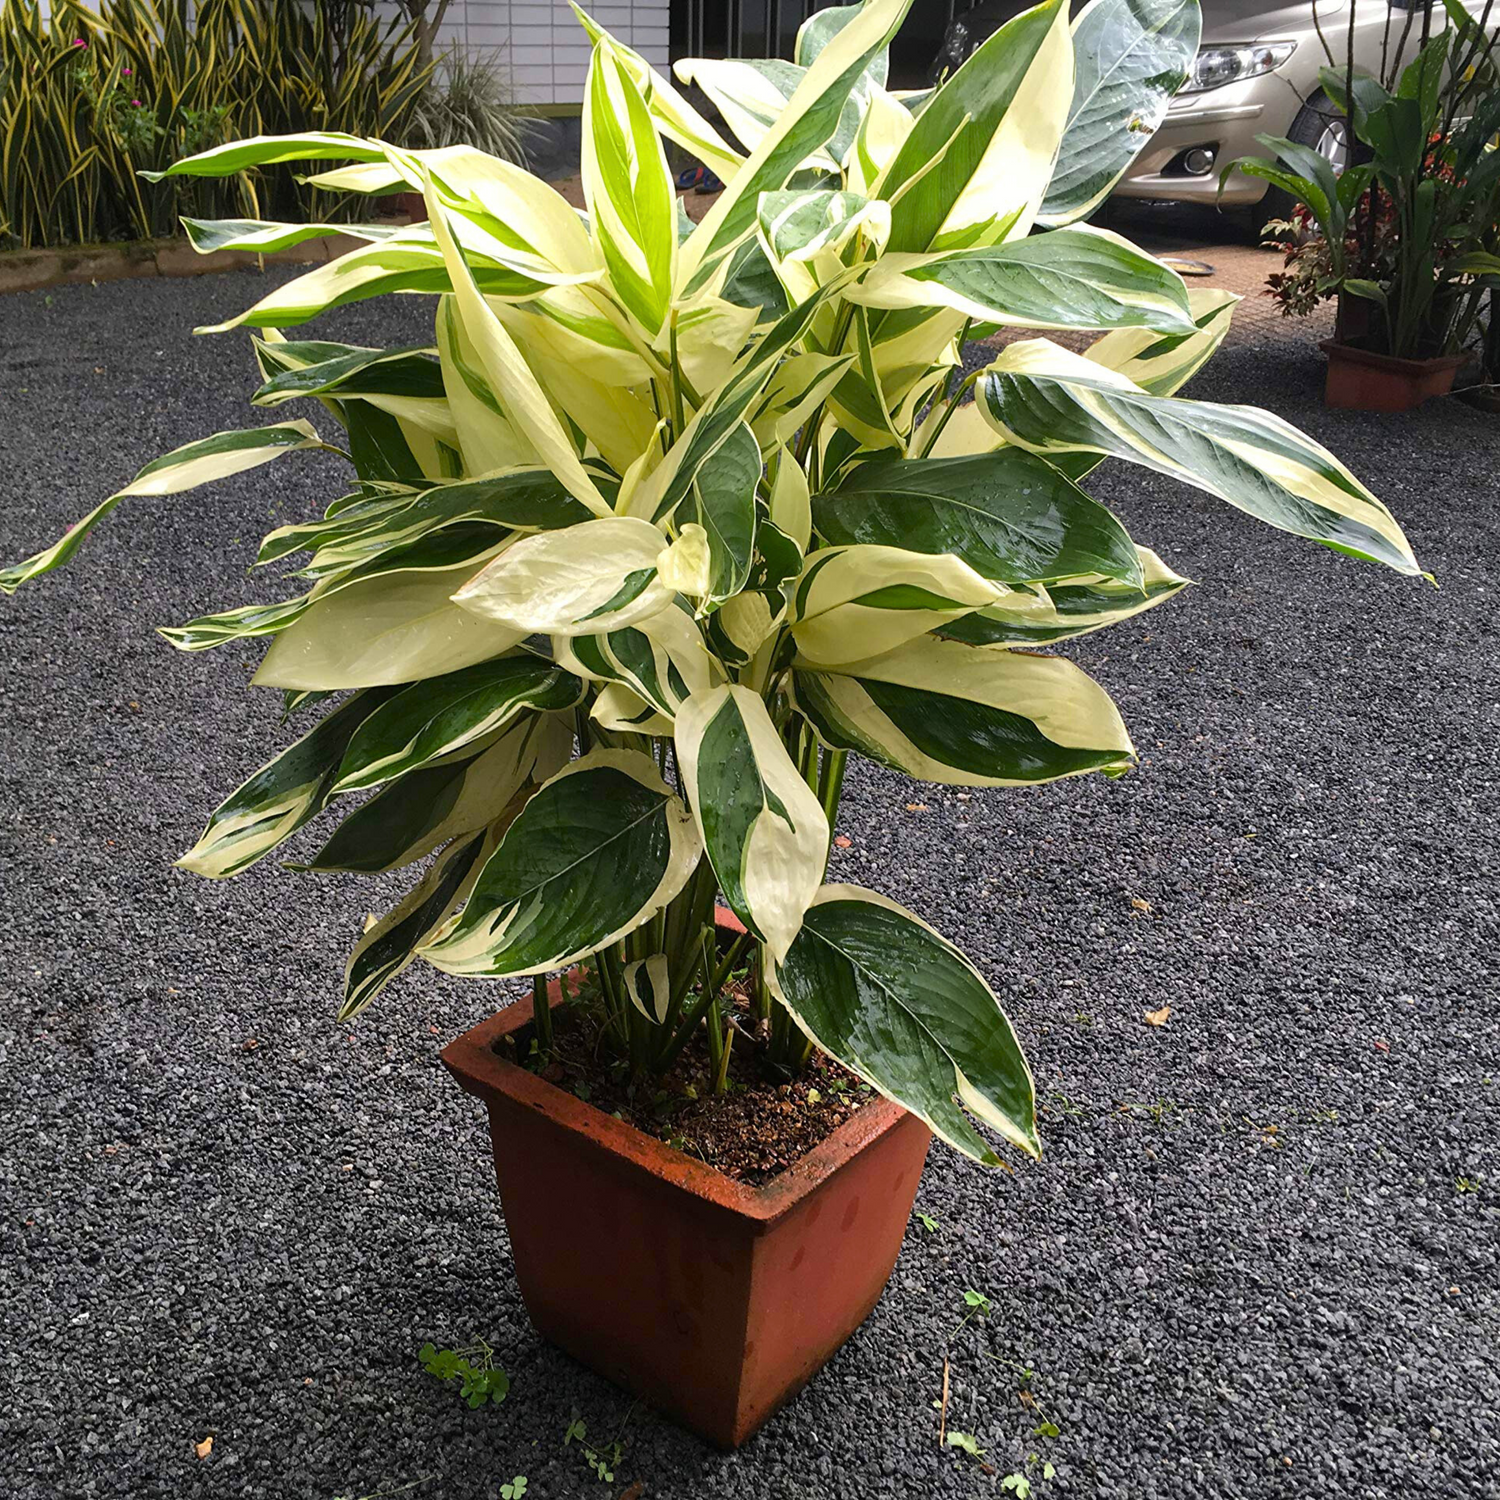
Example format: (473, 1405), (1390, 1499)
(3, 0), (1427, 1162)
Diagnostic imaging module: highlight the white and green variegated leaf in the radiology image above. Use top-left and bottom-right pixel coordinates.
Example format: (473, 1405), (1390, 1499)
(878, 0), (1072, 253)
(196, 227), (594, 337)
(977, 339), (1423, 575)
(939, 546), (1190, 644)
(251, 341), (458, 449)
(182, 217), (402, 255)
(846, 82), (913, 196)
(571, 5), (746, 183)
(583, 42), (677, 333)
(258, 468), (597, 571)
(788, 544), (1007, 666)
(675, 57), (814, 161)
(140, 131), (390, 180)
(769, 446), (812, 552)
(434, 296), (541, 475)
(772, 885), (1038, 1162)
(751, 351), (858, 448)
(176, 689), (396, 879)
(558, 601), (721, 720)
(795, 2), (890, 80)
(1085, 287), (1238, 396)
(1037, 0), (1203, 227)
(295, 715), (571, 874)
(812, 449), (1142, 586)
(159, 595), (315, 652)
(253, 538), (523, 690)
(453, 516), (673, 636)
(792, 633), (1135, 785)
(846, 226), (1195, 334)
(674, 684), (829, 963)
(421, 181), (614, 518)
(626, 277), (852, 523)
(758, 189), (891, 273)
(334, 654), (584, 793)
(420, 747), (701, 977)
(1, 421), (326, 595)
(678, 420), (761, 608)
(592, 681), (675, 734)
(338, 827), (494, 1022)
(623, 953), (673, 1023)
(676, 0), (913, 294)
(252, 341), (443, 406)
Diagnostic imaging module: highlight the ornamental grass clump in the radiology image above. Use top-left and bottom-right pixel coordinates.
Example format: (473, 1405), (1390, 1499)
(4, 0), (1423, 1166)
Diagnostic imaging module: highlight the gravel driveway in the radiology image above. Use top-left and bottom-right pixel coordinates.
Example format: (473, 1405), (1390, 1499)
(2, 267), (1497, 1500)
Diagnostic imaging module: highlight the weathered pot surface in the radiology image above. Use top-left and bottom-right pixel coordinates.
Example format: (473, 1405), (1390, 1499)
(441, 930), (933, 1449)
(1320, 339), (1467, 413)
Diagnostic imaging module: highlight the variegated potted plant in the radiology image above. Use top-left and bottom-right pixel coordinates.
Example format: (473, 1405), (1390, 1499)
(5, 0), (1423, 1451)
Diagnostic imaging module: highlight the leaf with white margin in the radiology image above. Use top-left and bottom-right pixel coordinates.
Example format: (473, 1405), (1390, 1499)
(845, 226), (1195, 335)
(812, 448), (1141, 586)
(939, 546), (1190, 645)
(176, 689), (397, 879)
(141, 131), (389, 180)
(453, 516), (673, 637)
(678, 420), (761, 609)
(294, 716), (571, 874)
(674, 684), (829, 964)
(419, 169), (613, 519)
(769, 447), (811, 552)
(557, 602), (721, 720)
(623, 954), (673, 1023)
(583, 42), (677, 334)
(878, 0), (1071, 253)
(254, 539), (523, 690)
(1084, 286), (1238, 396)
(338, 827), (495, 1022)
(571, 5), (746, 183)
(771, 884), (1039, 1163)
(334, 654), (584, 793)
(676, 0), (913, 293)
(592, 682), (675, 735)
(1037, 0), (1202, 228)
(420, 747), (701, 978)
(788, 545), (1006, 666)
(977, 339), (1423, 576)
(182, 217), (401, 254)
(1, 421), (326, 594)
(792, 633), (1134, 785)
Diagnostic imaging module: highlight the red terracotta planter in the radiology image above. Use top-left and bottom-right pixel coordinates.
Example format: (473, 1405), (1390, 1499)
(441, 934), (932, 1449)
(1320, 339), (1466, 413)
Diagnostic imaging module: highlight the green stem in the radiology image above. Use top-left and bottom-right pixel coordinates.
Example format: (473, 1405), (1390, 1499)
(705, 992), (725, 1086)
(713, 1018), (735, 1094)
(819, 748), (848, 865)
(532, 972), (553, 1053)
(654, 926), (726, 1074)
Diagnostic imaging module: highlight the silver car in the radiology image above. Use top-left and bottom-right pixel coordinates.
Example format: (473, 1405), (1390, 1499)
(932, 0), (1480, 221)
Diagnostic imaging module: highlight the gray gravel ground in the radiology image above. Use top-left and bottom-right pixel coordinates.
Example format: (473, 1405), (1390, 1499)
(2, 268), (1498, 1500)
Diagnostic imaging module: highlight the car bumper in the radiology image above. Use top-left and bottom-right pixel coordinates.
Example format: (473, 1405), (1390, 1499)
(1114, 90), (1280, 206)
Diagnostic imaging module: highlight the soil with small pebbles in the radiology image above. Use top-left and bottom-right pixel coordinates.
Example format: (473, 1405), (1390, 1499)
(2, 266), (1497, 1500)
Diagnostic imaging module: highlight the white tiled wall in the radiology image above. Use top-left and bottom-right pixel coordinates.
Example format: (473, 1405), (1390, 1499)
(435, 0), (670, 108)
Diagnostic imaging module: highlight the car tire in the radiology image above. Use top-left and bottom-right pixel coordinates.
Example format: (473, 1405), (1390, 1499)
(1254, 90), (1349, 234)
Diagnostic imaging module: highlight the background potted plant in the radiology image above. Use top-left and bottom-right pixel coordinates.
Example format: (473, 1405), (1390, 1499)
(4, 0), (1423, 1452)
(1236, 0), (1500, 411)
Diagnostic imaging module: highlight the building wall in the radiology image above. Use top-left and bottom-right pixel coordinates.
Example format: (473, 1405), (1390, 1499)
(438, 0), (669, 110)
(39, 0), (670, 110)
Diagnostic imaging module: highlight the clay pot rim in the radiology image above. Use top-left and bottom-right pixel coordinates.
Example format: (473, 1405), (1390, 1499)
(1318, 339), (1469, 375)
(441, 915), (910, 1228)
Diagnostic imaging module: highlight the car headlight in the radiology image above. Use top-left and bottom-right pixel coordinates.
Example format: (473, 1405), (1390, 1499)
(1182, 41), (1296, 93)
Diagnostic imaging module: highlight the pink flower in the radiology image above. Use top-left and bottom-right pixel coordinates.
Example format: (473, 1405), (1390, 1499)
(130, 98), (141, 107)
(72, 36), (86, 46)
(122, 66), (132, 75)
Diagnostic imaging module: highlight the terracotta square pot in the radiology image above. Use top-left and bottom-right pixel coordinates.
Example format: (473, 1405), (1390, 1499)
(1320, 339), (1467, 413)
(442, 959), (932, 1449)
